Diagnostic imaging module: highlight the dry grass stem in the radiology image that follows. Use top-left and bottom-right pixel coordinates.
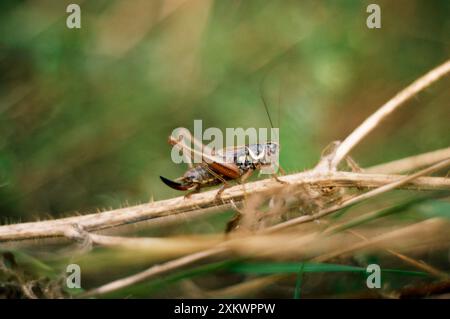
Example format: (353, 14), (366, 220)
(1, 170), (448, 243)
(82, 247), (227, 297)
(366, 146), (450, 174)
(316, 59), (450, 170)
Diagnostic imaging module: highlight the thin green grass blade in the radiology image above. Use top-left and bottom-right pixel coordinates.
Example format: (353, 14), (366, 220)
(229, 262), (429, 277)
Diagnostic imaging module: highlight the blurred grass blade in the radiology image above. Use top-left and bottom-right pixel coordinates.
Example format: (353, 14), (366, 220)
(230, 262), (429, 277)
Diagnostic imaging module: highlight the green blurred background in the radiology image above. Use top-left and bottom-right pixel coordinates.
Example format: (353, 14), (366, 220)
(0, 0), (449, 221)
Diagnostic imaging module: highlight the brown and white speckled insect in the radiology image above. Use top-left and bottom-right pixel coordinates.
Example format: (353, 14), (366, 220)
(160, 142), (280, 198)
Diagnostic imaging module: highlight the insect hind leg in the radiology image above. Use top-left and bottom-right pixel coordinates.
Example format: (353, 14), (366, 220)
(214, 183), (233, 202)
(184, 183), (201, 199)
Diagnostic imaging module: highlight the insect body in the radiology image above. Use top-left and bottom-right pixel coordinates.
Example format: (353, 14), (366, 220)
(160, 142), (279, 197)
(160, 164), (222, 191)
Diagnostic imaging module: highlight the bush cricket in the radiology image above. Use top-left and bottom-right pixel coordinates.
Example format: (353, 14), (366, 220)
(160, 81), (285, 199)
(160, 136), (281, 199)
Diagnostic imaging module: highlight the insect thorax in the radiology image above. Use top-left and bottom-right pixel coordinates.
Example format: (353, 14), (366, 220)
(235, 143), (279, 171)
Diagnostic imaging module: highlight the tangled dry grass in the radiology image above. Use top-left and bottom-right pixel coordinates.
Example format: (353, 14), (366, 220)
(0, 60), (450, 299)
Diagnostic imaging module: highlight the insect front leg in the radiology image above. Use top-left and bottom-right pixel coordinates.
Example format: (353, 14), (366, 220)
(277, 164), (286, 175)
(271, 163), (288, 184)
(272, 173), (288, 184)
(239, 168), (254, 184)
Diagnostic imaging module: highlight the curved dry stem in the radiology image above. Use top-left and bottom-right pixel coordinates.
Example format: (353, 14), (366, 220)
(316, 59), (450, 171)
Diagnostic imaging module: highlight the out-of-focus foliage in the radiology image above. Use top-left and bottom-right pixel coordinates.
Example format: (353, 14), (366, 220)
(0, 0), (449, 221)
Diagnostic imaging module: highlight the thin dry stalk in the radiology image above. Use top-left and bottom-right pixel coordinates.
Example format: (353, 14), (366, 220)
(313, 218), (449, 262)
(366, 146), (450, 174)
(1, 171), (448, 243)
(82, 246), (227, 297)
(316, 59), (450, 170)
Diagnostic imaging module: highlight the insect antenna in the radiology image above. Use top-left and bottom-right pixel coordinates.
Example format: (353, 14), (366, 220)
(259, 75), (280, 142)
(259, 80), (276, 132)
(259, 72), (286, 175)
